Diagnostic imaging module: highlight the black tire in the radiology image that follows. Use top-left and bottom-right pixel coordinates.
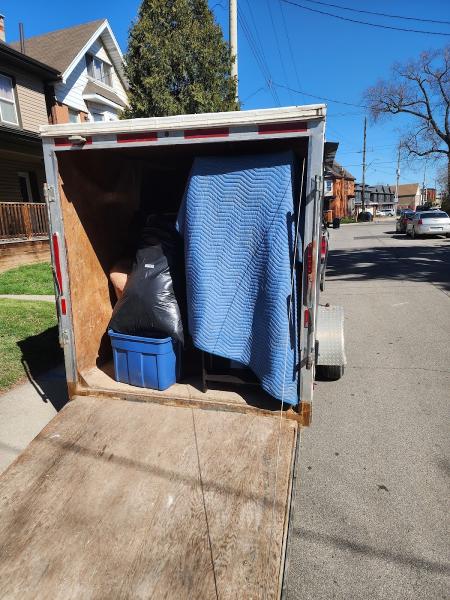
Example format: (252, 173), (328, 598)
(446, 233), (450, 238)
(316, 364), (345, 381)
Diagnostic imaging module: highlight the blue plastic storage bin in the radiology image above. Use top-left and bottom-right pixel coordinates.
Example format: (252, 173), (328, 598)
(108, 329), (179, 391)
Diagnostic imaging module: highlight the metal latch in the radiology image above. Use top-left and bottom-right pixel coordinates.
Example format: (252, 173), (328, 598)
(44, 184), (55, 203)
(61, 329), (70, 346)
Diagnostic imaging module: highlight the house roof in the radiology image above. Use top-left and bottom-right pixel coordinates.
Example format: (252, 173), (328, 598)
(325, 160), (355, 180)
(0, 39), (60, 80)
(10, 20), (105, 74)
(396, 183), (420, 197)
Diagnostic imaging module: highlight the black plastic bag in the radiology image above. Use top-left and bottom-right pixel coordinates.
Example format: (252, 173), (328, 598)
(109, 217), (184, 344)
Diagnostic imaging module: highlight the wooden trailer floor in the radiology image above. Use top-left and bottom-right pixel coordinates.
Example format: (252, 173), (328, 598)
(0, 396), (297, 599)
(81, 362), (285, 413)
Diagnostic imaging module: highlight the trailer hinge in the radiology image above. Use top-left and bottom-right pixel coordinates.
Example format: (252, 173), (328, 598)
(44, 183), (56, 203)
(60, 329), (70, 347)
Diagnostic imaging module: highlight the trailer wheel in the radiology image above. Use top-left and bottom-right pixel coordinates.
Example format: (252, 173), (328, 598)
(316, 364), (345, 381)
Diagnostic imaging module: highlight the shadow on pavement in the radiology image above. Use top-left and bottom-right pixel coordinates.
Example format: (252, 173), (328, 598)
(294, 527), (450, 576)
(17, 326), (68, 412)
(327, 240), (450, 292)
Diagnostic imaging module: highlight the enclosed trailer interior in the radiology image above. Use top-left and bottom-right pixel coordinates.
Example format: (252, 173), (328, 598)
(57, 137), (309, 415)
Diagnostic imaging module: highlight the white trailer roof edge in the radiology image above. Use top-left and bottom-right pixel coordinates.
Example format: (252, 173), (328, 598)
(40, 104), (326, 137)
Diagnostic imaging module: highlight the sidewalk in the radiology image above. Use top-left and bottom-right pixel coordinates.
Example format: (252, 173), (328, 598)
(0, 365), (68, 474)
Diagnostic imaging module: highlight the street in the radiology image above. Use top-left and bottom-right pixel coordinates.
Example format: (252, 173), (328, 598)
(287, 220), (450, 599)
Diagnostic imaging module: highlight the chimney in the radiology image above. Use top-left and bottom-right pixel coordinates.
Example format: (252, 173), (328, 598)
(0, 15), (5, 42)
(19, 22), (25, 53)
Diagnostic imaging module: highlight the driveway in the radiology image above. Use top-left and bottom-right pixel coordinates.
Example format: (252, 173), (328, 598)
(287, 221), (450, 599)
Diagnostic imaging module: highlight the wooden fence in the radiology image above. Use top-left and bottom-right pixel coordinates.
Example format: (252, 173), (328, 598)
(0, 202), (49, 241)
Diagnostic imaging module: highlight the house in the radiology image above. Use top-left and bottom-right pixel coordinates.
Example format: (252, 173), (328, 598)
(0, 15), (59, 206)
(10, 19), (128, 123)
(393, 183), (421, 211)
(323, 160), (355, 218)
(354, 184), (396, 215)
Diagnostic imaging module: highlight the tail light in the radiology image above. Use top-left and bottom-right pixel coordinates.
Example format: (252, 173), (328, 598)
(320, 235), (327, 261)
(418, 219), (423, 225)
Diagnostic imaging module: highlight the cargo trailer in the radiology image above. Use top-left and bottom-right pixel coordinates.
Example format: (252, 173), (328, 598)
(0, 105), (345, 599)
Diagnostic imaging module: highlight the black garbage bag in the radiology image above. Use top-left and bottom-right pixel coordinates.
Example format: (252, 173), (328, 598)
(109, 216), (185, 344)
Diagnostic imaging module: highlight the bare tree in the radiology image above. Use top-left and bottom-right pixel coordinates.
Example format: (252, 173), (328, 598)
(364, 46), (450, 193)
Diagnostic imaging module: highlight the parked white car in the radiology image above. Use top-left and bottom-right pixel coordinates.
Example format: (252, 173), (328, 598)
(376, 209), (395, 217)
(406, 211), (450, 238)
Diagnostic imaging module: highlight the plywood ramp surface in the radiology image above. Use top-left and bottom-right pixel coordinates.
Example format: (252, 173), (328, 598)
(0, 396), (297, 599)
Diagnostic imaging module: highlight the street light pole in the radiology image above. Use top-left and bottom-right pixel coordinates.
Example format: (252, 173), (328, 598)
(361, 117), (367, 213)
(395, 143), (401, 213)
(229, 0), (238, 102)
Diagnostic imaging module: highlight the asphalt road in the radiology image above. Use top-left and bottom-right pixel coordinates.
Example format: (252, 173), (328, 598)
(286, 220), (450, 599)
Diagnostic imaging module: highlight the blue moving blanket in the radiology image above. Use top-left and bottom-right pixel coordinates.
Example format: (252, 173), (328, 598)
(176, 152), (299, 405)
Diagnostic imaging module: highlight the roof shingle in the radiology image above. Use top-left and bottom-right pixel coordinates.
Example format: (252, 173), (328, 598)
(9, 19), (105, 74)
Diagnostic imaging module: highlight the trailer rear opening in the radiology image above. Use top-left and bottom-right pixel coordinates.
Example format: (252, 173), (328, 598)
(53, 137), (310, 419)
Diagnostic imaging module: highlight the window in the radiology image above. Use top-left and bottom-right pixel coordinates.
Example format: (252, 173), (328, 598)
(0, 73), (19, 125)
(68, 108), (79, 123)
(91, 111), (105, 122)
(420, 212), (448, 219)
(324, 179), (332, 193)
(18, 172), (39, 202)
(86, 54), (113, 87)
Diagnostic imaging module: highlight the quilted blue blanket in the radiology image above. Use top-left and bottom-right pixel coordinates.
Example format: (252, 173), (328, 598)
(176, 152), (299, 405)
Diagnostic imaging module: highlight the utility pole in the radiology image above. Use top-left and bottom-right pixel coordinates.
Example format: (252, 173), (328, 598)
(361, 117), (367, 213)
(395, 143), (401, 212)
(422, 162), (427, 205)
(229, 0), (238, 102)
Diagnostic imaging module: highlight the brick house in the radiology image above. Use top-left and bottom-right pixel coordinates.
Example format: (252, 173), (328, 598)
(323, 161), (355, 218)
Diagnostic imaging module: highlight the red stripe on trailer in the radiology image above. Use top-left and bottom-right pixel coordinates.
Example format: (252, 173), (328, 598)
(52, 233), (63, 295)
(184, 127), (229, 139)
(54, 137), (92, 147)
(60, 297), (67, 316)
(117, 131), (158, 143)
(258, 122), (307, 135)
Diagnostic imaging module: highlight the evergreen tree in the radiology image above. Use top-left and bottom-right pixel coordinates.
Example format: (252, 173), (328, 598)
(123, 0), (238, 117)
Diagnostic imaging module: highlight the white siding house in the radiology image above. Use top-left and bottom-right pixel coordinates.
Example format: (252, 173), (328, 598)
(11, 20), (128, 123)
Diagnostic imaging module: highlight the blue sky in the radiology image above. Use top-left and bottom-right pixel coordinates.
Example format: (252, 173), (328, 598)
(1, 0), (448, 187)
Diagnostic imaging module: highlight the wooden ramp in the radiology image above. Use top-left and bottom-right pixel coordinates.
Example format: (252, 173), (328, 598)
(0, 396), (297, 599)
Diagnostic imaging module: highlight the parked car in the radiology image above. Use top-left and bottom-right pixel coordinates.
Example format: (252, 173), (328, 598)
(406, 211), (450, 238)
(376, 209), (395, 217)
(396, 209), (415, 233)
(357, 211), (373, 222)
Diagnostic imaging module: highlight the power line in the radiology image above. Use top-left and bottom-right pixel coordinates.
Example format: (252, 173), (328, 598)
(278, 0), (302, 92)
(265, 0), (294, 102)
(273, 82), (366, 108)
(281, 0), (450, 36)
(238, 4), (281, 105)
(299, 0), (450, 26)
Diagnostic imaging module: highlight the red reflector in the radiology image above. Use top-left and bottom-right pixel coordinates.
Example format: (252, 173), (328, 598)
(418, 219), (423, 225)
(54, 136), (92, 147)
(258, 121), (307, 135)
(52, 233), (63, 294)
(60, 297), (67, 315)
(306, 243), (313, 275)
(320, 235), (327, 259)
(304, 308), (310, 327)
(117, 131), (158, 143)
(184, 127), (229, 139)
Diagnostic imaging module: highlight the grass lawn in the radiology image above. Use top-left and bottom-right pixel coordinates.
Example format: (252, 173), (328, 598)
(0, 262), (54, 295)
(0, 299), (62, 391)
